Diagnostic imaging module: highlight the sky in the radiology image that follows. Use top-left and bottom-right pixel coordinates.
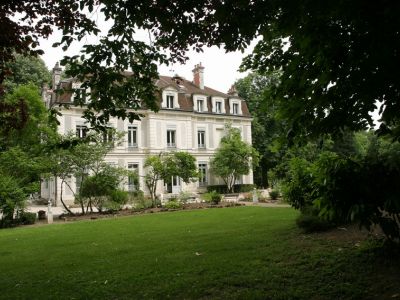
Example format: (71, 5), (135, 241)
(38, 18), (255, 94)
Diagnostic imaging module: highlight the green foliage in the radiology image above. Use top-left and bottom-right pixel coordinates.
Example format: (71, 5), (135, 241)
(279, 134), (400, 242)
(144, 152), (198, 205)
(18, 212), (37, 225)
(210, 124), (259, 193)
(269, 190), (280, 200)
(206, 184), (255, 194)
(79, 165), (131, 213)
(178, 191), (192, 203)
(110, 190), (129, 206)
(235, 72), (283, 187)
(165, 200), (182, 209)
(133, 196), (153, 210)
(3, 54), (51, 92)
(202, 191), (222, 205)
(1, 83), (56, 150)
(0, 175), (26, 226)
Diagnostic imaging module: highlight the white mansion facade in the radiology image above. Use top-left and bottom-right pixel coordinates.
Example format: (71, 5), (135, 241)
(41, 63), (253, 205)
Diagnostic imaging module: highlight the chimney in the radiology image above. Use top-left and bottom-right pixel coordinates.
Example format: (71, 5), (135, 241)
(192, 63), (205, 89)
(52, 62), (62, 89)
(227, 84), (238, 97)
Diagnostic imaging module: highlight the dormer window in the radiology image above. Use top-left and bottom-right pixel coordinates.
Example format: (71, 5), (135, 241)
(166, 95), (174, 109)
(229, 99), (242, 115)
(162, 88), (179, 109)
(216, 101), (222, 113)
(233, 103), (239, 115)
(197, 99), (205, 112)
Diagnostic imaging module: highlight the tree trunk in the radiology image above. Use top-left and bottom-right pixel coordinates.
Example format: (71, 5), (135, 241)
(60, 181), (74, 215)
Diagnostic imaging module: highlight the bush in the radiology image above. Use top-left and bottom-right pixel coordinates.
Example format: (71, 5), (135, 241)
(178, 191), (192, 203)
(18, 212), (36, 225)
(296, 213), (334, 233)
(110, 190), (129, 205)
(207, 184), (255, 194)
(0, 175), (26, 226)
(269, 190), (280, 200)
(128, 190), (145, 203)
(165, 200), (182, 209)
(133, 197), (153, 210)
(202, 190), (222, 205)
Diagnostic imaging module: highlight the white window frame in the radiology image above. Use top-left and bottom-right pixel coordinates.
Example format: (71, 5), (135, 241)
(194, 94), (207, 112)
(166, 95), (174, 109)
(162, 88), (179, 109)
(198, 130), (206, 148)
(229, 99), (242, 115)
(198, 163), (208, 186)
(127, 163), (139, 191)
(216, 101), (222, 113)
(76, 125), (88, 138)
(197, 99), (204, 112)
(212, 97), (225, 114)
(167, 129), (176, 148)
(127, 125), (138, 148)
(232, 103), (239, 115)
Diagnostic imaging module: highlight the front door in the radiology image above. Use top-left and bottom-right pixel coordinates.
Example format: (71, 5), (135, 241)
(171, 176), (181, 194)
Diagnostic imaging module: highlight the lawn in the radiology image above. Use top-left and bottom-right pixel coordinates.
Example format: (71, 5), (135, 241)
(0, 206), (398, 299)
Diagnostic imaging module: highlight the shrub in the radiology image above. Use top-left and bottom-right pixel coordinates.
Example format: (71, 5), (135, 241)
(0, 175), (26, 226)
(202, 190), (222, 205)
(18, 212), (36, 225)
(178, 191), (192, 203)
(269, 190), (280, 200)
(110, 190), (129, 205)
(128, 190), (144, 203)
(207, 184), (255, 194)
(133, 197), (153, 210)
(165, 200), (182, 209)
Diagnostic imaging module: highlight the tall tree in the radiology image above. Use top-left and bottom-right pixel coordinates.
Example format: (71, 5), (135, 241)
(210, 124), (259, 193)
(3, 54), (51, 92)
(235, 72), (282, 187)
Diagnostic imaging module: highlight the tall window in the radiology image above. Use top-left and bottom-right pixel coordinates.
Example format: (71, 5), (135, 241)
(167, 130), (176, 148)
(127, 125), (137, 148)
(76, 125), (87, 138)
(232, 103), (239, 115)
(198, 163), (207, 186)
(127, 163), (139, 191)
(198, 130), (206, 148)
(103, 128), (113, 144)
(215, 101), (222, 113)
(74, 88), (86, 103)
(166, 95), (174, 108)
(197, 99), (204, 112)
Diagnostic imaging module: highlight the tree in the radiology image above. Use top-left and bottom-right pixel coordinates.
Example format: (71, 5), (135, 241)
(235, 72), (282, 187)
(0, 175), (26, 227)
(80, 164), (134, 213)
(44, 131), (120, 215)
(1, 83), (56, 150)
(3, 54), (51, 92)
(144, 151), (198, 205)
(210, 124), (259, 193)
(3, 1), (400, 138)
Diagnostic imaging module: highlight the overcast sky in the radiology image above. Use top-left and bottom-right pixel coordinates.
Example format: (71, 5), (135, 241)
(39, 21), (255, 94)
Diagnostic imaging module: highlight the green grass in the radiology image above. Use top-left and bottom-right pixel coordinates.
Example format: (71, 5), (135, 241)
(0, 207), (399, 299)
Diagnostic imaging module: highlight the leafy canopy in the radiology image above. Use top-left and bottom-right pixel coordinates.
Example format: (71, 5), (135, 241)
(3, 1), (399, 138)
(210, 124), (259, 193)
